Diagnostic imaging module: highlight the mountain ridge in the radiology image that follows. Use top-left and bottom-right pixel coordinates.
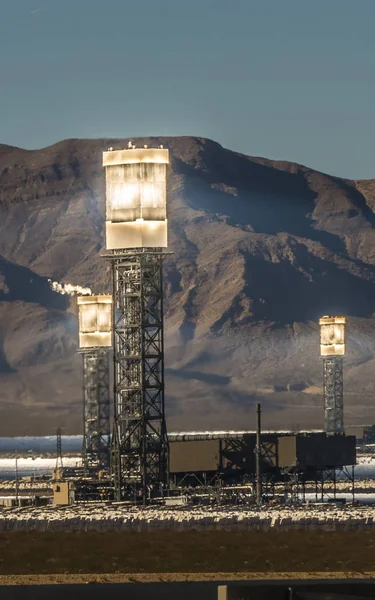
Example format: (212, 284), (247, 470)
(0, 136), (374, 435)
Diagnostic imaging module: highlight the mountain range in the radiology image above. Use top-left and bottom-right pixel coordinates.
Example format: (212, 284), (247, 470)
(0, 136), (375, 435)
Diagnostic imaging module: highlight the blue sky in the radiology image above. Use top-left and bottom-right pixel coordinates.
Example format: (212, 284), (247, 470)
(1, 0), (375, 179)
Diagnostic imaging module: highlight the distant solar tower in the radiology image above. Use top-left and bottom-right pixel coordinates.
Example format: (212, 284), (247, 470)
(103, 143), (169, 503)
(77, 295), (112, 469)
(319, 316), (346, 434)
(56, 427), (63, 469)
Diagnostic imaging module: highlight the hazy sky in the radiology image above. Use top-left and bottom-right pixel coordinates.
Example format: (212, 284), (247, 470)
(1, 0), (375, 179)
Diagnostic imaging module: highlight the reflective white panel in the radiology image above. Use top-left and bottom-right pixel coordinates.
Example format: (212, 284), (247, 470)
(97, 303), (111, 332)
(79, 332), (112, 349)
(80, 305), (97, 333)
(141, 220), (168, 247)
(319, 316), (346, 357)
(140, 163), (167, 221)
(105, 165), (141, 223)
(103, 147), (169, 249)
(106, 221), (142, 249)
(106, 163), (166, 223)
(103, 148), (169, 166)
(106, 220), (167, 250)
(77, 295), (112, 348)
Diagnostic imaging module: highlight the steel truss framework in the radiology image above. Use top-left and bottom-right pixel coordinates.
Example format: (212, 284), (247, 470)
(169, 472), (253, 506)
(169, 437), (279, 502)
(170, 466), (356, 505)
(56, 427), (63, 469)
(109, 249), (169, 503)
(323, 356), (344, 433)
(81, 349), (111, 470)
(281, 465), (355, 504)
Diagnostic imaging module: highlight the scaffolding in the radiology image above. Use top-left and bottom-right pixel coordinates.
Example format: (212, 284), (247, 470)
(109, 249), (169, 503)
(323, 356), (344, 434)
(81, 349), (111, 469)
(281, 465), (355, 504)
(56, 427), (63, 469)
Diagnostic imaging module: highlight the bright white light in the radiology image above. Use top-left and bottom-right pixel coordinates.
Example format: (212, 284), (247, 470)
(319, 316), (346, 356)
(104, 147), (169, 249)
(111, 183), (139, 212)
(78, 295), (112, 348)
(97, 303), (111, 332)
(103, 147), (169, 166)
(80, 305), (97, 333)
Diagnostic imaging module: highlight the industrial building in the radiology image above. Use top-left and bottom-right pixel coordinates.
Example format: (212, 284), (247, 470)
(53, 427), (357, 505)
(169, 431), (356, 482)
(167, 430), (356, 503)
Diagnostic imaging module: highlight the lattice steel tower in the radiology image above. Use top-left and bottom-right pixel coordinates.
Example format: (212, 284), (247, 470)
(77, 295), (112, 469)
(56, 427), (63, 469)
(319, 316), (346, 434)
(103, 144), (169, 503)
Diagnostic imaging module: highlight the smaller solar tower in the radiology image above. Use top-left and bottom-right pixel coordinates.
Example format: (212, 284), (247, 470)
(319, 316), (346, 434)
(77, 295), (112, 470)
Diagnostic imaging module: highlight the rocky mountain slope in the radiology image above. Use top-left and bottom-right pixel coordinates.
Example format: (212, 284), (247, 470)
(0, 136), (375, 435)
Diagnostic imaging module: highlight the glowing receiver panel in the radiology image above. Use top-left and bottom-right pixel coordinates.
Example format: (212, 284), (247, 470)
(103, 147), (169, 250)
(77, 295), (112, 349)
(319, 316), (346, 357)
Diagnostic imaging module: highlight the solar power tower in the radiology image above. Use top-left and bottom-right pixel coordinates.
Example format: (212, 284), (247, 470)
(319, 316), (346, 434)
(77, 295), (112, 470)
(102, 143), (169, 503)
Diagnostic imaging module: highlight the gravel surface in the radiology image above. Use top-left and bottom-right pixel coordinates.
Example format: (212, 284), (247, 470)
(1, 572), (375, 585)
(1, 530), (375, 574)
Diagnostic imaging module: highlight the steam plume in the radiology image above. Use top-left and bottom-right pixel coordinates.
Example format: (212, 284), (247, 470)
(48, 279), (92, 296)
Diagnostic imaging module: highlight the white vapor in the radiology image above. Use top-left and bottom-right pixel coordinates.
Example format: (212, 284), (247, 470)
(48, 280), (92, 296)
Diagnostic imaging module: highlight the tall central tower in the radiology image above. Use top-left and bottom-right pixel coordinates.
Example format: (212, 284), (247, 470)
(103, 144), (169, 503)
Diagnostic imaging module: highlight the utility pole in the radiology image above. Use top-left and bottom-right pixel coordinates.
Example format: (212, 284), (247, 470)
(255, 403), (262, 506)
(15, 454), (19, 507)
